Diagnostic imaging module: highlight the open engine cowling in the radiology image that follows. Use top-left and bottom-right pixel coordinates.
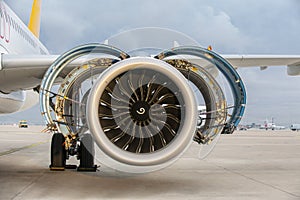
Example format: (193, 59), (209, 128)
(40, 37), (246, 173)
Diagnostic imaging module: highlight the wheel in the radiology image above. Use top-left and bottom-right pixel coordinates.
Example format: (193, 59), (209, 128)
(50, 133), (66, 170)
(78, 134), (96, 171)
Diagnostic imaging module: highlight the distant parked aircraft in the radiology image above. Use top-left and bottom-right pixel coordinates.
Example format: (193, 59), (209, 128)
(261, 118), (285, 130)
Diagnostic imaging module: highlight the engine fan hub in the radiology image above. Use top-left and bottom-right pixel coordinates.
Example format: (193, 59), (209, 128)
(130, 100), (151, 123)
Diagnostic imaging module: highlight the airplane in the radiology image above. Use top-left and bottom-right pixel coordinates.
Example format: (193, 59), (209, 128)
(261, 118), (285, 130)
(1, 0), (300, 173)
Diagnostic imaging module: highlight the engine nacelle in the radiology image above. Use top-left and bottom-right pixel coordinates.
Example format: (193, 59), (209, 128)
(86, 57), (197, 171)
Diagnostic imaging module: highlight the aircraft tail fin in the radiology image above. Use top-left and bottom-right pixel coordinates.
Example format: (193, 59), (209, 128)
(28, 0), (41, 38)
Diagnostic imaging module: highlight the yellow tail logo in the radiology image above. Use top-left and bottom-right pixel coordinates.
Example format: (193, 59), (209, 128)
(28, 0), (41, 38)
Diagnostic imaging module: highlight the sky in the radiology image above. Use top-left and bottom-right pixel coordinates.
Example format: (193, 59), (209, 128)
(2, 0), (300, 126)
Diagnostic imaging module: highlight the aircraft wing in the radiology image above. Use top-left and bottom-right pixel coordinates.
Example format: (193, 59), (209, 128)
(1, 54), (300, 93)
(0, 54), (81, 93)
(223, 55), (300, 75)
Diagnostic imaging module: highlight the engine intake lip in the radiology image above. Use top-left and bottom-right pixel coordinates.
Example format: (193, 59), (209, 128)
(87, 57), (197, 167)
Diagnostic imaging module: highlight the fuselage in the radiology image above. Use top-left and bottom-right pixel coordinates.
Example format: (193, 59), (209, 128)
(0, 1), (48, 114)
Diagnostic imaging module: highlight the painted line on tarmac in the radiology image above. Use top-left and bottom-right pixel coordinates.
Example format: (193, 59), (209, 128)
(0, 141), (47, 156)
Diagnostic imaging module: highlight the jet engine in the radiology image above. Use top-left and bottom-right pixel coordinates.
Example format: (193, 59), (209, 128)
(39, 28), (246, 173)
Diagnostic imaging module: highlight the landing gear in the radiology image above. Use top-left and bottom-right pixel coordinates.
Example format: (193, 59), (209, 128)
(49, 133), (97, 171)
(77, 134), (97, 172)
(50, 133), (66, 170)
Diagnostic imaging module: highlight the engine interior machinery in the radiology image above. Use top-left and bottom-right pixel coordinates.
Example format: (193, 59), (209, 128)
(39, 37), (246, 173)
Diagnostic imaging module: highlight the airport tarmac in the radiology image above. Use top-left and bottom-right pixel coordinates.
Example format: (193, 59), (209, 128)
(0, 125), (299, 200)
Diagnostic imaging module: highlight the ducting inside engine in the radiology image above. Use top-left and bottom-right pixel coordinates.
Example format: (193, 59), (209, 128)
(55, 58), (115, 136)
(165, 59), (227, 144)
(155, 46), (246, 135)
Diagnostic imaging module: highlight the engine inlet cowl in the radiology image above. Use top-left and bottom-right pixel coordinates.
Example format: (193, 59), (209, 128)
(86, 57), (198, 172)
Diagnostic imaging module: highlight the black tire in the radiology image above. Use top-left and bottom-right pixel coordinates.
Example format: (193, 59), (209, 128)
(50, 133), (66, 170)
(78, 134), (95, 170)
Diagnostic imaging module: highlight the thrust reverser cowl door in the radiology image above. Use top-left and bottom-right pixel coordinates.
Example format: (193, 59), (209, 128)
(154, 46), (246, 158)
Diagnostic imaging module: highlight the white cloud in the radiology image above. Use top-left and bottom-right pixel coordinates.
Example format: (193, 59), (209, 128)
(3, 0), (300, 126)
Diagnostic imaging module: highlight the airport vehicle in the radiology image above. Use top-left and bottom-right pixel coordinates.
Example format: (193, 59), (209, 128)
(290, 124), (300, 131)
(0, 0), (300, 173)
(18, 120), (28, 128)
